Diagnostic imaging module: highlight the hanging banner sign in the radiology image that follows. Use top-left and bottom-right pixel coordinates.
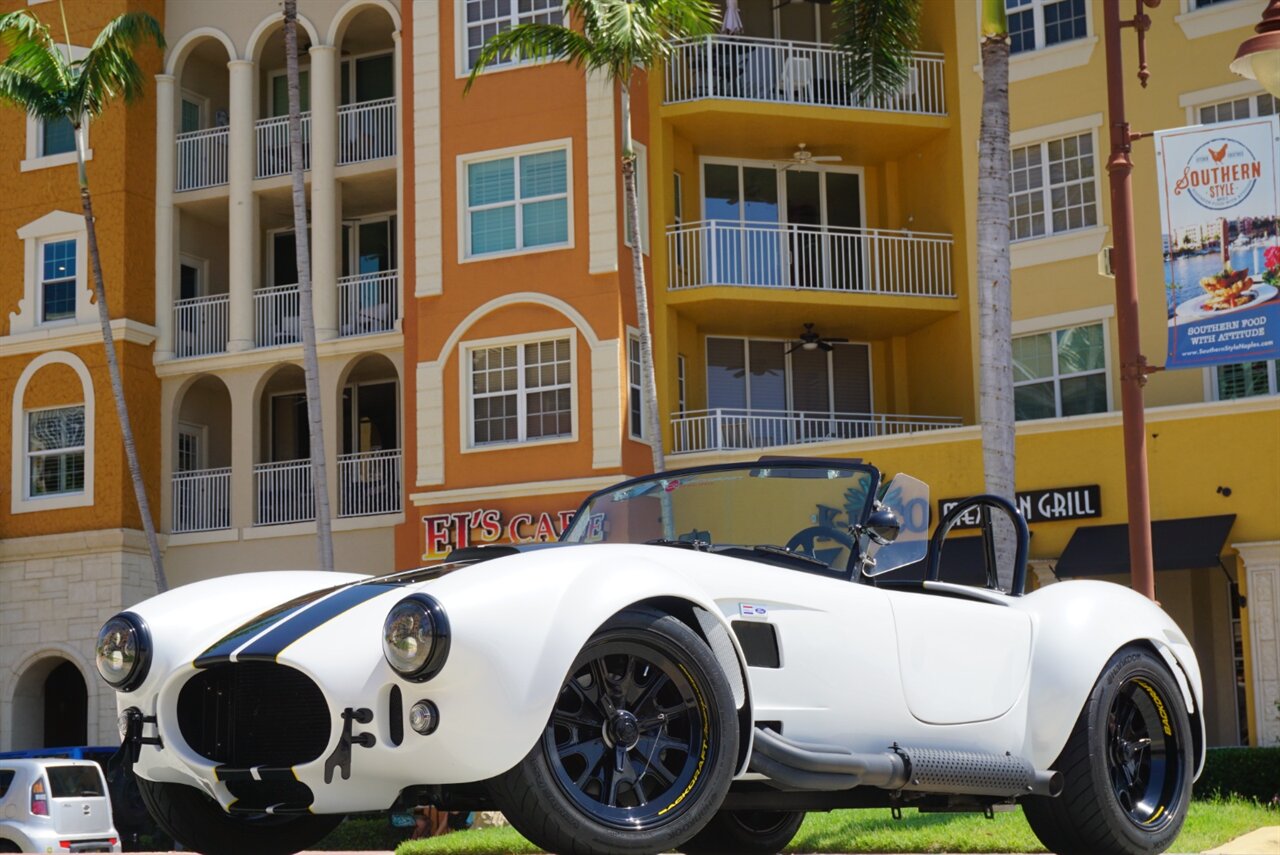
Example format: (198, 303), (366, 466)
(421, 508), (578, 562)
(1155, 116), (1280, 369)
(938, 485), (1101, 529)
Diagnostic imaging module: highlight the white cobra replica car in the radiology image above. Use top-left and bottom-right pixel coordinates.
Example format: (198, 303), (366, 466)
(95, 459), (1203, 855)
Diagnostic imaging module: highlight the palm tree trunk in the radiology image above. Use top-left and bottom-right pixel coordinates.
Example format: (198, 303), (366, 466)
(620, 83), (665, 476)
(76, 127), (167, 593)
(284, 0), (335, 572)
(977, 0), (1015, 589)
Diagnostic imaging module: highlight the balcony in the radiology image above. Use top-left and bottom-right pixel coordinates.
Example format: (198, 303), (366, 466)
(667, 221), (953, 297)
(254, 459), (314, 526)
(338, 270), (398, 337)
(254, 284), (301, 347)
(171, 468), (231, 533)
(338, 449), (402, 517)
(176, 126), (229, 191)
(665, 36), (946, 116)
(338, 98), (396, 165)
(173, 293), (229, 358)
(255, 113), (312, 179)
(671, 408), (963, 454)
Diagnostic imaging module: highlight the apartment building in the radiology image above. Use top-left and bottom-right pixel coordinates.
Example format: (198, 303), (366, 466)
(2, 0), (1276, 756)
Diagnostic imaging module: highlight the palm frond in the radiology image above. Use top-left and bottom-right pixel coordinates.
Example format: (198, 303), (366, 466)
(466, 23), (596, 90)
(71, 11), (163, 118)
(0, 65), (65, 119)
(833, 0), (922, 99)
(0, 11), (71, 98)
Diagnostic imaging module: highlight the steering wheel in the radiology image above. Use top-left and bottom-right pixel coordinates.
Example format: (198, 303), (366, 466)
(784, 526), (855, 557)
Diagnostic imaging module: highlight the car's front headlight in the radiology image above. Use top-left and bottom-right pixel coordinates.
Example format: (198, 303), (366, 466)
(95, 613), (151, 691)
(382, 594), (450, 682)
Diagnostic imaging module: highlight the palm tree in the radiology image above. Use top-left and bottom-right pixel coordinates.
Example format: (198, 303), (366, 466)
(836, 0), (1015, 587)
(466, 0), (720, 476)
(0, 7), (168, 592)
(282, 0), (334, 572)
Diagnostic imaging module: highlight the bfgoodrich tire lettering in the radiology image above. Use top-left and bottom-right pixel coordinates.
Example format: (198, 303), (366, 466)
(136, 777), (342, 855)
(489, 608), (739, 855)
(1023, 644), (1193, 855)
(680, 808), (805, 855)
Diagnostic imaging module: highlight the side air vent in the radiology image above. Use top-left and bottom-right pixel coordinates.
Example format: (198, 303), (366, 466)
(732, 620), (780, 668)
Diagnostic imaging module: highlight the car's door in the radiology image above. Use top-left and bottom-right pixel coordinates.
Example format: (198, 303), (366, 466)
(886, 592), (1032, 724)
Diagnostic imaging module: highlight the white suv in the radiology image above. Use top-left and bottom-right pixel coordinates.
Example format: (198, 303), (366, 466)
(0, 759), (120, 853)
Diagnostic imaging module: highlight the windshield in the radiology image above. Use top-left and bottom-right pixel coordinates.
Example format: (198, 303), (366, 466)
(563, 462), (878, 571)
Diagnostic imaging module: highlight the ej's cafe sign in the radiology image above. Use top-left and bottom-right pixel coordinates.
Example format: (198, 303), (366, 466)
(422, 508), (578, 561)
(938, 485), (1101, 529)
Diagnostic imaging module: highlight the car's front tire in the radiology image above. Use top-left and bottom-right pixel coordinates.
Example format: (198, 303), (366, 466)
(680, 808), (806, 854)
(135, 777), (342, 855)
(489, 608), (739, 855)
(1023, 644), (1194, 855)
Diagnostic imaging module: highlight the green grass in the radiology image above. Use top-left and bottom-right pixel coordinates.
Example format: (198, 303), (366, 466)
(395, 798), (1276, 855)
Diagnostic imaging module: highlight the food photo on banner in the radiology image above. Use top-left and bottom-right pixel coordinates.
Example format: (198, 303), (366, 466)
(1155, 115), (1280, 369)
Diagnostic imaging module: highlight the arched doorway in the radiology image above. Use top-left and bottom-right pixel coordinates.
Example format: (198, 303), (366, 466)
(11, 656), (87, 749)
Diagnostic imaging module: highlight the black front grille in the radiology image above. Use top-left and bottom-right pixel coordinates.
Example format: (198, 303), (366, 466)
(178, 663), (331, 767)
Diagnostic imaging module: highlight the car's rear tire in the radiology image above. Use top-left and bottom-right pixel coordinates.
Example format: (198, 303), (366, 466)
(489, 608), (739, 855)
(680, 808), (805, 854)
(1023, 644), (1193, 855)
(135, 777), (342, 855)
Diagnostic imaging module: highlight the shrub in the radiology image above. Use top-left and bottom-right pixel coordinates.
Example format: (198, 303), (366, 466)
(313, 814), (411, 851)
(1195, 746), (1280, 803)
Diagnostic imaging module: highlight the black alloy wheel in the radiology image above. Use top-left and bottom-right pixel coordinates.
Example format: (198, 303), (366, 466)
(1106, 676), (1184, 831)
(545, 639), (708, 830)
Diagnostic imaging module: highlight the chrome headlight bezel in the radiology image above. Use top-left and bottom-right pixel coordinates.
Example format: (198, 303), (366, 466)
(95, 612), (151, 692)
(382, 594), (450, 682)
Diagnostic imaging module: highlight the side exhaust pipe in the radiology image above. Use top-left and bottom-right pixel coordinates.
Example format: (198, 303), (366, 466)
(749, 728), (1062, 798)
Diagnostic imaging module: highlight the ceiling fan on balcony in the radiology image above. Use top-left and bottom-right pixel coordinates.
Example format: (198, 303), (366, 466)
(780, 143), (843, 170)
(787, 323), (849, 354)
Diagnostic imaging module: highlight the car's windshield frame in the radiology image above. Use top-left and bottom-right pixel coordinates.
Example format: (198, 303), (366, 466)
(561, 459), (884, 579)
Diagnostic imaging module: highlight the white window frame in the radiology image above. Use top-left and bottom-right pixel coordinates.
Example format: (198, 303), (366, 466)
(339, 48), (395, 105)
(1009, 129), (1101, 244)
(38, 237), (79, 325)
(460, 329), (578, 452)
(698, 156), (869, 230)
(628, 331), (645, 441)
(11, 211), (90, 337)
(457, 138), (574, 262)
(11, 350), (95, 514)
(179, 89), (209, 133)
(623, 141), (650, 255)
(1005, 0), (1091, 55)
(1208, 359), (1280, 401)
(1186, 88), (1279, 127)
(21, 44), (91, 172)
(1011, 317), (1112, 421)
(1175, 0), (1262, 40)
(455, 0), (566, 77)
(267, 65), (311, 118)
(176, 422), (208, 472)
(25, 404), (87, 499)
(178, 253), (209, 301)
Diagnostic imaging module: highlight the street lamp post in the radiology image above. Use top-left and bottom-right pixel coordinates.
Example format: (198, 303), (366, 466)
(1103, 0), (1160, 601)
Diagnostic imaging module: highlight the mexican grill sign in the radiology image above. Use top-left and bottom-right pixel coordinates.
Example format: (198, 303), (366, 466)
(938, 485), (1101, 529)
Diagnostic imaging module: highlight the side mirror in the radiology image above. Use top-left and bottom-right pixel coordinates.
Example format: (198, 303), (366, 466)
(865, 506), (901, 545)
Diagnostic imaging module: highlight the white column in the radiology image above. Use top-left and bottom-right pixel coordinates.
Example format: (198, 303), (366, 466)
(229, 371), (257, 530)
(310, 44), (339, 341)
(393, 30), (404, 289)
(1235, 541), (1280, 747)
(154, 74), (176, 360)
(227, 59), (257, 351)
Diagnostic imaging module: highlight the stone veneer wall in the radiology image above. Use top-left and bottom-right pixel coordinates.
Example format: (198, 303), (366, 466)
(0, 529), (158, 750)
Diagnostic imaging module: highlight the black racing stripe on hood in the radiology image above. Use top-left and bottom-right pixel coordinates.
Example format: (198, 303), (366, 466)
(235, 583), (401, 663)
(194, 584), (351, 669)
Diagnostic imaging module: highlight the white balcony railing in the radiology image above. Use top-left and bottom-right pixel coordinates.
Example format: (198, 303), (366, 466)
(667, 221), (953, 297)
(338, 449), (401, 517)
(254, 284), (301, 347)
(672, 408), (963, 454)
(338, 98), (396, 165)
(176, 126), (230, 191)
(665, 36), (946, 116)
(255, 459), (314, 525)
(338, 270), (398, 337)
(173, 293), (229, 358)
(172, 467), (231, 533)
(255, 113), (311, 179)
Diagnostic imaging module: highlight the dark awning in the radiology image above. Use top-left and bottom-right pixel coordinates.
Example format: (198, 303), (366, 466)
(1054, 515), (1236, 578)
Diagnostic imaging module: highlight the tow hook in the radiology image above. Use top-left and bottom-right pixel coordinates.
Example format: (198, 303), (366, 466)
(115, 707), (162, 768)
(324, 707), (376, 783)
